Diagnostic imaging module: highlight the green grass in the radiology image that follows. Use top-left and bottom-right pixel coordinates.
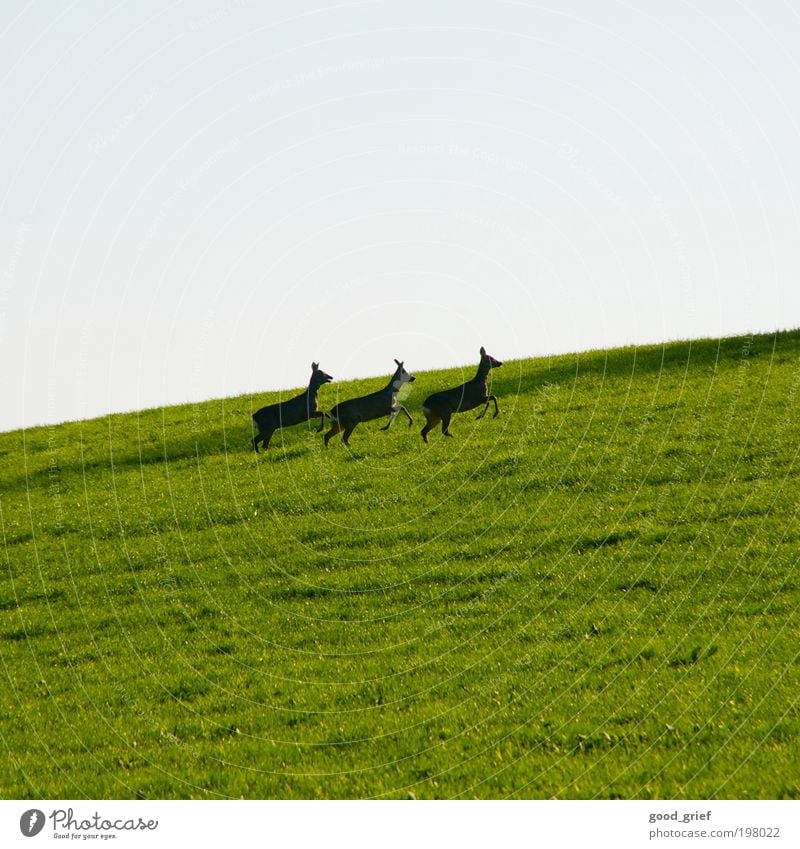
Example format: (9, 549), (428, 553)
(1, 330), (799, 799)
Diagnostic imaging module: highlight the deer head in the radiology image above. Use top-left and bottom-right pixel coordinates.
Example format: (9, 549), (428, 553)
(311, 362), (333, 385)
(392, 358), (416, 387)
(479, 347), (503, 369)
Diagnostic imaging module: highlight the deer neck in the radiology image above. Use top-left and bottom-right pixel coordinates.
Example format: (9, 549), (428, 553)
(474, 360), (491, 384)
(307, 379), (324, 402)
(385, 375), (404, 406)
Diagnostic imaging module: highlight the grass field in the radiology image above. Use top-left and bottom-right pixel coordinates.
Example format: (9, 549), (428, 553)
(1, 331), (799, 799)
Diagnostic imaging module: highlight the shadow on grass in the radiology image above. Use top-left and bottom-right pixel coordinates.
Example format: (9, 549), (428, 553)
(490, 330), (792, 399)
(3, 427), (259, 489)
(260, 447), (308, 462)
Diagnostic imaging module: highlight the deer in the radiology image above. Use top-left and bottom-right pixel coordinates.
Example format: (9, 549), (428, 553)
(324, 359), (415, 447)
(420, 346), (503, 443)
(251, 362), (333, 452)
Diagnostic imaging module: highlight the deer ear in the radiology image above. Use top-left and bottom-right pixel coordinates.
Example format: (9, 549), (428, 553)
(312, 362), (318, 371)
(480, 347), (486, 356)
(394, 358), (402, 366)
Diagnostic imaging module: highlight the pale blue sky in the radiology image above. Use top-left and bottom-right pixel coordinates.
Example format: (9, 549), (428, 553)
(2, 0), (799, 432)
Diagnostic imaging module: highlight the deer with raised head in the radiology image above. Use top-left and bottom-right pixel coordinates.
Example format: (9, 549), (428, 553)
(420, 346), (503, 443)
(251, 362), (333, 452)
(324, 359), (415, 447)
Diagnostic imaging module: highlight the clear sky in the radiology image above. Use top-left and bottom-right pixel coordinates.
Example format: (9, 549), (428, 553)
(1, 0), (798, 432)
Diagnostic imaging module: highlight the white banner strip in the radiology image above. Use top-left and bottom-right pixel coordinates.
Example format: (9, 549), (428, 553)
(2, 800), (798, 848)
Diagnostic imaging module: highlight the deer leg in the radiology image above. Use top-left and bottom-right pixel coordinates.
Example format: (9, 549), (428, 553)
(421, 411), (440, 443)
(441, 412), (453, 437)
(342, 424), (357, 446)
(324, 422), (342, 447)
(259, 428), (276, 450)
(314, 411), (327, 432)
(380, 410), (398, 431)
(399, 404), (414, 427)
(476, 398), (490, 420)
(489, 395), (499, 417)
(251, 417), (266, 452)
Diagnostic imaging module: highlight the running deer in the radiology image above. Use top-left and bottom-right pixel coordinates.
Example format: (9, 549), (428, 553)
(251, 362), (333, 452)
(324, 360), (415, 447)
(420, 346), (503, 443)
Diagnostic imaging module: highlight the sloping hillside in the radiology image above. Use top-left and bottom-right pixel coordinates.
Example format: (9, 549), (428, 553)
(1, 331), (798, 798)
